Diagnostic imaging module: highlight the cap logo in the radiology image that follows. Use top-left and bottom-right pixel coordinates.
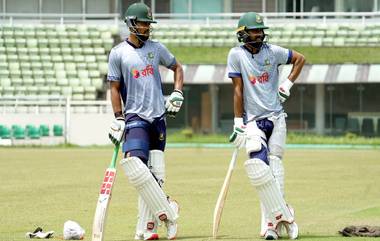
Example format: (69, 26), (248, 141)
(147, 7), (152, 19)
(256, 15), (263, 23)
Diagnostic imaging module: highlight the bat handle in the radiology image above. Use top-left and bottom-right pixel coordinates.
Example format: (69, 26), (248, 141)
(110, 144), (120, 168)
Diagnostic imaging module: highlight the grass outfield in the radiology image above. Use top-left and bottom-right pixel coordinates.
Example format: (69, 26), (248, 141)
(168, 46), (380, 64)
(1, 147), (380, 241)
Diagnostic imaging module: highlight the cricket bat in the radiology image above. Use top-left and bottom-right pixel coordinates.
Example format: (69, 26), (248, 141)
(212, 148), (239, 239)
(92, 144), (120, 241)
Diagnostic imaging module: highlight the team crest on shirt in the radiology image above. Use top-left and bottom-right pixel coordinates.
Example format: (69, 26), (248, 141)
(159, 133), (164, 141)
(148, 52), (154, 60)
(264, 58), (270, 66)
(249, 72), (269, 85)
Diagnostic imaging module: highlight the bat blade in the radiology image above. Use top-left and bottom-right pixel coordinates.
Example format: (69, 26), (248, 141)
(92, 167), (117, 241)
(212, 149), (238, 239)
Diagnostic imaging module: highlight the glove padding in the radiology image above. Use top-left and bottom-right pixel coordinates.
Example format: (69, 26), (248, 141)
(165, 89), (184, 118)
(339, 225), (380, 237)
(108, 116), (125, 145)
(229, 117), (246, 149)
(278, 78), (293, 103)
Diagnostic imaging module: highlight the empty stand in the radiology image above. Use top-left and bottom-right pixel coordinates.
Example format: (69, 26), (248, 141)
(0, 24), (116, 100)
(151, 23), (380, 47)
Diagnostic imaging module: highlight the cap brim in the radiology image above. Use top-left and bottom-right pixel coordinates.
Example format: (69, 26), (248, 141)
(139, 18), (157, 23)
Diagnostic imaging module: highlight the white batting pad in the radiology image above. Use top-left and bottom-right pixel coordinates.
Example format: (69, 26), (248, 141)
(149, 150), (165, 187)
(135, 195), (156, 238)
(244, 158), (294, 225)
(269, 155), (285, 196)
(268, 114), (287, 157)
(120, 157), (178, 222)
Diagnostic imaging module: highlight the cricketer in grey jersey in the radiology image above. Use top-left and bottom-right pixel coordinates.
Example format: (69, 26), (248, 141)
(107, 39), (176, 122)
(107, 3), (183, 240)
(228, 12), (305, 240)
(227, 43), (292, 122)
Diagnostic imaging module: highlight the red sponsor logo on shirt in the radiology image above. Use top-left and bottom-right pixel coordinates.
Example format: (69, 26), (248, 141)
(249, 72), (269, 85)
(132, 65), (154, 79)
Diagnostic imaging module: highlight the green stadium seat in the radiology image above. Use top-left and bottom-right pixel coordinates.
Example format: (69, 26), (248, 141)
(347, 118), (360, 135)
(27, 86), (38, 95)
(38, 86), (50, 95)
(61, 86), (72, 96)
(18, 47), (28, 55)
(12, 126), (25, 139)
(57, 77), (69, 86)
(6, 47), (17, 54)
(12, 78), (23, 86)
(68, 78), (80, 86)
(92, 39), (103, 48)
(7, 54), (18, 61)
(50, 86), (61, 96)
(26, 39), (38, 47)
(27, 126), (40, 139)
(45, 77), (57, 85)
(84, 86), (96, 100)
(42, 62), (53, 70)
(23, 77), (34, 86)
(362, 118), (374, 137)
(40, 55), (51, 62)
(377, 119), (380, 137)
(0, 125), (11, 139)
(34, 78), (45, 86)
(87, 62), (98, 70)
(53, 125), (63, 136)
(39, 47), (50, 55)
(0, 69), (10, 78)
(44, 69), (55, 78)
(92, 78), (103, 90)
(31, 62), (43, 70)
(96, 55), (107, 62)
(72, 86), (84, 100)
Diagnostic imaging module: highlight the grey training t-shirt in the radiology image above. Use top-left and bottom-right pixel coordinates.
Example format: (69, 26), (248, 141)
(107, 39), (176, 122)
(227, 44), (292, 121)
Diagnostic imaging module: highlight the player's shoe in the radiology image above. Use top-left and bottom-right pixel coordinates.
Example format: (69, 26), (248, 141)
(135, 221), (159, 240)
(134, 231), (159, 240)
(278, 205), (298, 239)
(165, 199), (179, 240)
(264, 229), (279, 240)
(283, 221), (298, 240)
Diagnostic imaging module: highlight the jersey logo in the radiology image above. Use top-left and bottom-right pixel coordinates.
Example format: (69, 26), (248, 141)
(132, 68), (140, 78)
(148, 52), (154, 60)
(249, 72), (269, 85)
(131, 65), (154, 79)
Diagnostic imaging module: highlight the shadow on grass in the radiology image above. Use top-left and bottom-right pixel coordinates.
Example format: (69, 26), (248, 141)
(298, 234), (339, 239)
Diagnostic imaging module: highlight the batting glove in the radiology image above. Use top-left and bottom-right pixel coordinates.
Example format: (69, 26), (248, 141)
(278, 78), (294, 103)
(108, 116), (125, 145)
(165, 89), (184, 118)
(229, 117), (246, 149)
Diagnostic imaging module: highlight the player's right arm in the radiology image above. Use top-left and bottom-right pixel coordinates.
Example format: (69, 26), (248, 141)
(227, 48), (246, 149)
(107, 48), (125, 145)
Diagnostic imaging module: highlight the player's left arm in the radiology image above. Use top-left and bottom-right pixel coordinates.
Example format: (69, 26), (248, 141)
(165, 61), (184, 117)
(287, 50), (306, 82)
(170, 60), (184, 92)
(278, 50), (306, 103)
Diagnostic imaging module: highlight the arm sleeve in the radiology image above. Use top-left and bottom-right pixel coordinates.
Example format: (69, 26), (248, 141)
(158, 42), (176, 69)
(271, 44), (292, 65)
(227, 48), (242, 78)
(107, 48), (121, 81)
